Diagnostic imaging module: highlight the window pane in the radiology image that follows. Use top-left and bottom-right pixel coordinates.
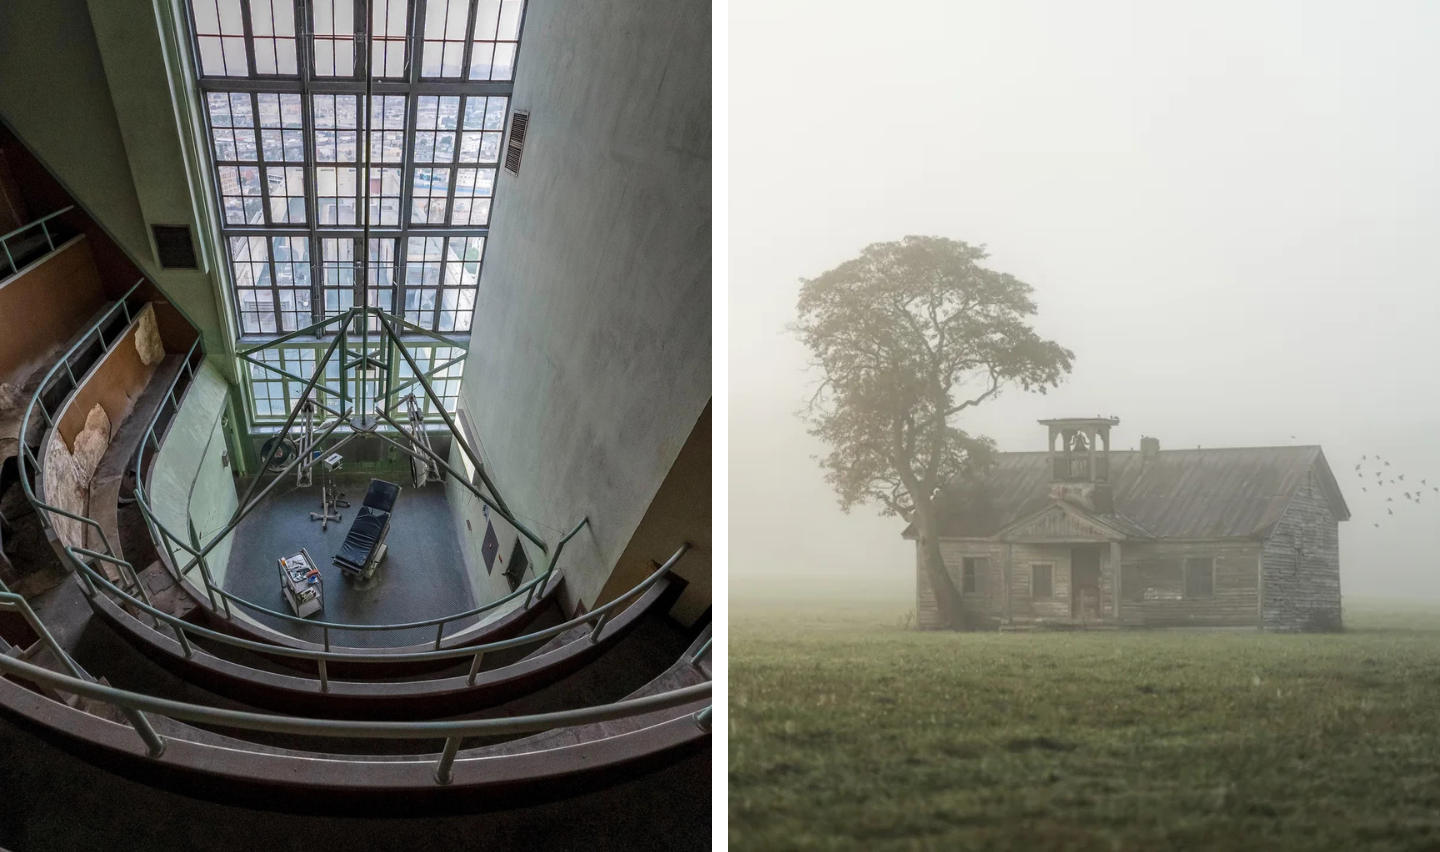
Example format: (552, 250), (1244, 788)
(371, 0), (409, 78)
(191, 0), (250, 75)
(1032, 564), (1053, 598)
(452, 168), (494, 226)
(470, 0), (523, 80)
(250, 0), (298, 75)
(321, 237), (355, 320)
(312, 0), (355, 76)
(410, 167), (450, 224)
(423, 0), (469, 79)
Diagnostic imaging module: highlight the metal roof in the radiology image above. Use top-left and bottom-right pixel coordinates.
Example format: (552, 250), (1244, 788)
(923, 446), (1349, 540)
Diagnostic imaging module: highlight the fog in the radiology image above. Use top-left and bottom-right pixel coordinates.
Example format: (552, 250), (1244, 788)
(730, 0), (1440, 603)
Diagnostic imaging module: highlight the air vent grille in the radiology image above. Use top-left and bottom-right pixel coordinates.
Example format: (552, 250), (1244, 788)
(504, 110), (529, 175)
(152, 225), (197, 270)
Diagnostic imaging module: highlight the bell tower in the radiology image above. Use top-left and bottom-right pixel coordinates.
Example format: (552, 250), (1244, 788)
(1039, 417), (1119, 513)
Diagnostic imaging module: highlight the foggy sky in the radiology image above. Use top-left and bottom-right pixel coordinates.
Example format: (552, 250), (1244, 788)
(731, 0), (1440, 602)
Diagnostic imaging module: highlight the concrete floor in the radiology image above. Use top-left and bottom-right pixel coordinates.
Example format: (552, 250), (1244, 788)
(223, 475), (476, 648)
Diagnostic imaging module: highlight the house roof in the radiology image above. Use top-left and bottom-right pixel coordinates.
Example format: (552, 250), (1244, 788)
(906, 446), (1350, 541)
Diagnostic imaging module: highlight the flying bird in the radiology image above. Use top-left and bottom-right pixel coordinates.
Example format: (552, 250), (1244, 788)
(1375, 523), (1380, 528)
(1387, 497), (1394, 502)
(1389, 508), (1395, 515)
(1362, 487), (1367, 492)
(1291, 435), (1297, 439)
(1400, 475), (1406, 481)
(1386, 461), (1392, 467)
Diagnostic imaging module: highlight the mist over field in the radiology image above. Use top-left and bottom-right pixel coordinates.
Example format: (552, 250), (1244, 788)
(730, 0), (1440, 606)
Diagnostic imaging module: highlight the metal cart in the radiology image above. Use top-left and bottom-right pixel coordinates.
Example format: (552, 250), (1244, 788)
(279, 548), (324, 618)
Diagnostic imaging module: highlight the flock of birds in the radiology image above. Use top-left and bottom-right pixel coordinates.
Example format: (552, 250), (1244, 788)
(1355, 454), (1437, 529)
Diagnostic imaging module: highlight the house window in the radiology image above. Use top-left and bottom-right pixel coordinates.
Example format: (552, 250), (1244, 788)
(1031, 564), (1053, 599)
(1184, 557), (1214, 598)
(961, 557), (985, 594)
(1121, 562), (1144, 601)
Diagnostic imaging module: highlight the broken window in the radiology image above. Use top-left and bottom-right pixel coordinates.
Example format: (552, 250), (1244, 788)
(1184, 557), (1215, 598)
(1031, 564), (1053, 599)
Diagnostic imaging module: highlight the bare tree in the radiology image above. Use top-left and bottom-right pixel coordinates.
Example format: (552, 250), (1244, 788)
(793, 236), (1073, 628)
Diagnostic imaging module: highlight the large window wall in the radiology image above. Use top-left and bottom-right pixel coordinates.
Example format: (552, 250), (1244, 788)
(184, 0), (524, 421)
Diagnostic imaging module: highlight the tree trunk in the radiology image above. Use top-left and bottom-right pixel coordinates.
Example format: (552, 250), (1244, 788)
(915, 502), (964, 629)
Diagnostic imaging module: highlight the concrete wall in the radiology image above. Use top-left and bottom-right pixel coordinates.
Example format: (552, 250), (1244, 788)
(454, 0), (711, 615)
(0, 0), (150, 264)
(445, 437), (528, 606)
(150, 360), (237, 588)
(593, 403), (711, 626)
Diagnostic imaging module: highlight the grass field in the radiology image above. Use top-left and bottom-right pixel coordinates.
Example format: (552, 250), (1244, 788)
(730, 596), (1440, 851)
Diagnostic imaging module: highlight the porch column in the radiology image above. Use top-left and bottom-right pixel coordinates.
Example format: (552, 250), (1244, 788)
(1003, 543), (1013, 623)
(1110, 539), (1123, 624)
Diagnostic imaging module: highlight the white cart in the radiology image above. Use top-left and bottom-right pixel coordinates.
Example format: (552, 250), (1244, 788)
(279, 549), (324, 618)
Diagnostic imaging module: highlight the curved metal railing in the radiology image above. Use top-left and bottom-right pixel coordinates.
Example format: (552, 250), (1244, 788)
(15, 280), (151, 584)
(0, 636), (711, 783)
(73, 542), (691, 692)
(125, 305), (586, 650)
(0, 205), (74, 276)
(5, 295), (711, 781)
(15, 296), (687, 682)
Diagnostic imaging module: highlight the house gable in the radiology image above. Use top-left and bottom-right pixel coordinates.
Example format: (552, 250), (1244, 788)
(994, 501), (1130, 543)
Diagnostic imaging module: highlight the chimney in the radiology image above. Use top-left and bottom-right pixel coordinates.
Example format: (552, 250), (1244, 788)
(1140, 436), (1159, 461)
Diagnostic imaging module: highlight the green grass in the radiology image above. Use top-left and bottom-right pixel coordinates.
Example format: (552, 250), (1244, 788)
(730, 597), (1440, 851)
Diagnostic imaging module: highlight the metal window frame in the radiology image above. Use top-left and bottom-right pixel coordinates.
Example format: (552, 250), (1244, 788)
(182, 0), (522, 431)
(243, 336), (464, 422)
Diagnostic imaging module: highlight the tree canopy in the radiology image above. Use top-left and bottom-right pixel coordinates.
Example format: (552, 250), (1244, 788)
(794, 235), (1074, 627)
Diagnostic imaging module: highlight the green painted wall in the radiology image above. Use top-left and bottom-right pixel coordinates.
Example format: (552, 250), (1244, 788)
(150, 359), (237, 591)
(0, 0), (237, 380)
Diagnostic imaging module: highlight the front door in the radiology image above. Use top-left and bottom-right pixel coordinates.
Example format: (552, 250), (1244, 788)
(1071, 545), (1102, 620)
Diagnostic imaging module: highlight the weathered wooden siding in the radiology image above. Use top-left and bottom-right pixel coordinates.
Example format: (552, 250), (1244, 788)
(1116, 540), (1262, 628)
(1008, 544), (1072, 622)
(920, 537), (1261, 629)
(1261, 469), (1342, 632)
(916, 541), (1005, 629)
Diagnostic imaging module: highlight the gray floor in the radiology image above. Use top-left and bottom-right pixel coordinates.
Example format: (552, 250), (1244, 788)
(223, 475), (477, 648)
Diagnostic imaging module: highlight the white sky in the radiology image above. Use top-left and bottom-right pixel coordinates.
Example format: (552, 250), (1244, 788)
(730, 0), (1440, 602)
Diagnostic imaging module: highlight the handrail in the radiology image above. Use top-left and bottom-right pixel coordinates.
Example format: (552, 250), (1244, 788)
(0, 646), (711, 739)
(153, 516), (588, 641)
(130, 305), (574, 648)
(202, 537), (559, 637)
(20, 299), (616, 665)
(0, 589), (167, 755)
(0, 289), (711, 786)
(0, 206), (74, 275)
(16, 280), (146, 563)
(0, 640), (711, 783)
(72, 543), (690, 672)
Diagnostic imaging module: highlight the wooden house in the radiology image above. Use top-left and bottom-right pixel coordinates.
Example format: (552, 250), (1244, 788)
(904, 418), (1349, 632)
